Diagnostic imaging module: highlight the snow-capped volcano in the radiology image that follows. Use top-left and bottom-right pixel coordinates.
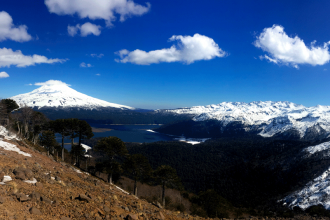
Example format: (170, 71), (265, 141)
(11, 82), (134, 110)
(157, 101), (330, 140)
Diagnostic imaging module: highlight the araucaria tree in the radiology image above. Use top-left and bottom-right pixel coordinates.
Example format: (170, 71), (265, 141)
(94, 136), (128, 184)
(39, 130), (58, 156)
(47, 119), (69, 161)
(124, 154), (152, 196)
(154, 165), (182, 207)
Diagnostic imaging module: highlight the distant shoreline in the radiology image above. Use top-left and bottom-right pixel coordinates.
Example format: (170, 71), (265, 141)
(91, 127), (113, 133)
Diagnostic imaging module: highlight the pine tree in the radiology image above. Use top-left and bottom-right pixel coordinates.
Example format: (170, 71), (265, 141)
(94, 136), (128, 184)
(124, 154), (152, 196)
(154, 165), (182, 207)
(39, 131), (57, 156)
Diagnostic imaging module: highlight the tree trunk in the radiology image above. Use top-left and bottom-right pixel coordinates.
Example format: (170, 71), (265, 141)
(71, 137), (74, 150)
(108, 173), (112, 184)
(162, 182), (165, 207)
(134, 178), (138, 196)
(17, 123), (20, 135)
(62, 147), (64, 161)
(61, 135), (65, 161)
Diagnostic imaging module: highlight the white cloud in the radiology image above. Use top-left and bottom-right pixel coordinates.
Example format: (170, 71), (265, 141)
(254, 25), (330, 67)
(68, 25), (78, 37)
(45, 0), (151, 26)
(68, 22), (101, 37)
(91, 53), (104, 58)
(116, 34), (226, 65)
(0, 71), (9, 78)
(0, 48), (67, 68)
(0, 11), (32, 42)
(96, 73), (101, 76)
(34, 80), (70, 87)
(80, 62), (92, 67)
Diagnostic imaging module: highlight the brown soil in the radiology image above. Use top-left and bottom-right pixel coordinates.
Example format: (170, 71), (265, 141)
(0, 138), (206, 220)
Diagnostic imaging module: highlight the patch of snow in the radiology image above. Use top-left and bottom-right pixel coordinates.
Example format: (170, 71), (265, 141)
(146, 129), (156, 133)
(72, 167), (82, 174)
(113, 184), (129, 194)
(304, 141), (330, 155)
(0, 126), (17, 140)
(0, 175), (12, 185)
(0, 139), (31, 157)
(174, 137), (210, 145)
(81, 144), (91, 152)
(51, 177), (55, 180)
(11, 84), (134, 110)
(24, 178), (37, 184)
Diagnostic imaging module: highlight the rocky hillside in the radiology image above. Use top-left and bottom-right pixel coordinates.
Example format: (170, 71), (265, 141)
(0, 127), (206, 220)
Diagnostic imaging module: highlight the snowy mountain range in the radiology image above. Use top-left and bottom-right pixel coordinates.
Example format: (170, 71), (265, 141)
(158, 101), (330, 140)
(9, 83), (330, 140)
(11, 83), (134, 110)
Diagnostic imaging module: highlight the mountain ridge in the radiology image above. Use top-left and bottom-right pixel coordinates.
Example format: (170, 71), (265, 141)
(156, 101), (330, 140)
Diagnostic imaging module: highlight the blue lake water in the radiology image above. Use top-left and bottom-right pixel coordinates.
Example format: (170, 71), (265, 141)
(55, 124), (173, 150)
(89, 124), (173, 143)
(55, 124), (209, 151)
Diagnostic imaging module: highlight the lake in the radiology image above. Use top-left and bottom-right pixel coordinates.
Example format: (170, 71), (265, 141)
(56, 124), (209, 151)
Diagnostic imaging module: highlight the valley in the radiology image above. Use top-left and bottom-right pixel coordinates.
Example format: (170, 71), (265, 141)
(3, 84), (330, 218)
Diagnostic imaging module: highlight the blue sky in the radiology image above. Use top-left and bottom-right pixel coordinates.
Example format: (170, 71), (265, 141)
(0, 0), (330, 109)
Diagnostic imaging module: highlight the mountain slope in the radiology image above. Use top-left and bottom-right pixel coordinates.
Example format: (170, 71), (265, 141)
(156, 101), (330, 140)
(283, 140), (330, 210)
(0, 126), (202, 219)
(11, 84), (134, 110)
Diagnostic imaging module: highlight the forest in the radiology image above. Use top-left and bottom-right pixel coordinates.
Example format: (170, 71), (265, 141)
(125, 137), (330, 209)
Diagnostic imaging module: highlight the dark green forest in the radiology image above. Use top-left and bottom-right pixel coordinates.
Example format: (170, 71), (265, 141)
(125, 137), (330, 209)
(35, 107), (193, 125)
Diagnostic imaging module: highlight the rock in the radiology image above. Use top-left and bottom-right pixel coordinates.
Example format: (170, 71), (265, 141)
(53, 199), (60, 205)
(55, 176), (61, 181)
(122, 206), (129, 212)
(0, 172), (4, 182)
(35, 182), (43, 188)
(60, 217), (71, 220)
(30, 191), (41, 201)
(97, 208), (105, 216)
(13, 170), (26, 180)
(104, 206), (110, 213)
(29, 207), (41, 215)
(41, 195), (52, 204)
(155, 211), (165, 220)
(18, 194), (30, 202)
(0, 196), (5, 204)
(126, 214), (138, 220)
(85, 192), (95, 200)
(24, 169), (34, 180)
(77, 194), (90, 202)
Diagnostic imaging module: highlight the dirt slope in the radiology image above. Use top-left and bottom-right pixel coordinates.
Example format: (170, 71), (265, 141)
(0, 138), (206, 220)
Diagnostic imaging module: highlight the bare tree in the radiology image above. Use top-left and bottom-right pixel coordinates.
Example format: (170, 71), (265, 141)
(20, 105), (34, 138)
